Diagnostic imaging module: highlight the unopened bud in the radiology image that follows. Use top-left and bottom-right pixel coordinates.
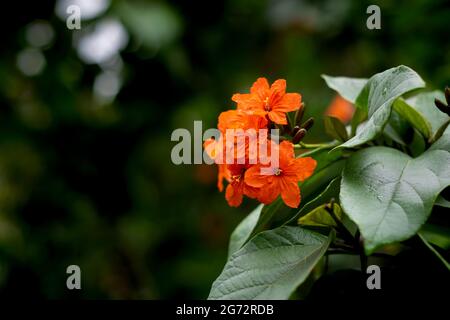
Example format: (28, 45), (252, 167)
(435, 98), (450, 116)
(301, 117), (314, 131)
(291, 125), (300, 137)
(295, 103), (305, 126)
(292, 128), (307, 144)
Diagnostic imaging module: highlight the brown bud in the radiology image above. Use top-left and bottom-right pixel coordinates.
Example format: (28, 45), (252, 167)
(290, 125), (300, 137)
(435, 98), (450, 116)
(294, 103), (305, 126)
(292, 128), (307, 144)
(285, 118), (293, 133)
(301, 117), (314, 131)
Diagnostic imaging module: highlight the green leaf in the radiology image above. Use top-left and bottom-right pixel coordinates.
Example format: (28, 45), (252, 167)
(429, 122), (450, 151)
(299, 147), (342, 172)
(298, 203), (342, 228)
(420, 224), (450, 250)
(340, 130), (450, 254)
(208, 226), (333, 300)
(287, 177), (341, 225)
(383, 123), (407, 146)
(382, 109), (411, 146)
(435, 195), (450, 208)
(228, 204), (263, 257)
(324, 116), (349, 142)
(406, 91), (450, 138)
(321, 75), (367, 103)
(350, 107), (368, 136)
(432, 120), (450, 143)
(393, 98), (432, 138)
(409, 129), (426, 157)
(338, 66), (425, 150)
(418, 233), (450, 270)
(227, 199), (283, 257)
(297, 159), (346, 208)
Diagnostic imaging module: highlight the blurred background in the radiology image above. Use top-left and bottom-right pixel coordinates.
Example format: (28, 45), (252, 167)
(0, 0), (449, 299)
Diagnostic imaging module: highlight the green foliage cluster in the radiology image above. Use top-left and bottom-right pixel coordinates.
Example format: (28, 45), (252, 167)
(209, 66), (450, 299)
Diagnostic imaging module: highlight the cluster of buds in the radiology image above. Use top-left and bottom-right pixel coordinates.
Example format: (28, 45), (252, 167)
(276, 103), (315, 144)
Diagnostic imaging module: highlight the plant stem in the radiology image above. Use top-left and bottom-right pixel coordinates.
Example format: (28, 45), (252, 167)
(294, 142), (337, 149)
(324, 205), (354, 244)
(325, 202), (368, 271)
(355, 230), (368, 271)
(418, 233), (450, 270)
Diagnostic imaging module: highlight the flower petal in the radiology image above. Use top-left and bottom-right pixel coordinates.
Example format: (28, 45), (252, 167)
(270, 79), (286, 96)
(257, 180), (280, 204)
(217, 163), (230, 192)
(325, 95), (354, 124)
(279, 141), (295, 159)
(234, 94), (264, 112)
(279, 178), (301, 208)
(267, 110), (288, 125)
(225, 182), (243, 207)
(232, 93), (252, 104)
(274, 93), (301, 113)
(244, 183), (260, 199)
(289, 157), (317, 181)
(250, 78), (270, 100)
(245, 165), (271, 187)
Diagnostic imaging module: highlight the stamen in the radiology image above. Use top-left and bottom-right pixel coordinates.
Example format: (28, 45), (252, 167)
(264, 97), (270, 111)
(232, 174), (242, 182)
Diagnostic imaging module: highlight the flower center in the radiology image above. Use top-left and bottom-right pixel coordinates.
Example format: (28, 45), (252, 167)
(232, 174), (242, 182)
(274, 168), (282, 176)
(264, 97), (270, 111)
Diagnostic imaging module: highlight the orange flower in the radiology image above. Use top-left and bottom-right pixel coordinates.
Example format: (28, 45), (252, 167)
(218, 109), (268, 132)
(325, 94), (355, 124)
(217, 109), (268, 165)
(204, 137), (222, 162)
(244, 141), (316, 208)
(217, 163), (231, 192)
(204, 109), (267, 191)
(225, 164), (259, 207)
(204, 138), (230, 191)
(232, 78), (301, 125)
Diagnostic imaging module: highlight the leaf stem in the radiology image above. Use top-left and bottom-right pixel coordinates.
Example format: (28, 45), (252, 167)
(325, 201), (368, 271)
(418, 233), (450, 270)
(355, 230), (368, 271)
(324, 204), (354, 244)
(294, 142), (337, 149)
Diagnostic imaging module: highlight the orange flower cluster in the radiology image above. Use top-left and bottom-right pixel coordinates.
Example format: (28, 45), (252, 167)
(205, 78), (317, 208)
